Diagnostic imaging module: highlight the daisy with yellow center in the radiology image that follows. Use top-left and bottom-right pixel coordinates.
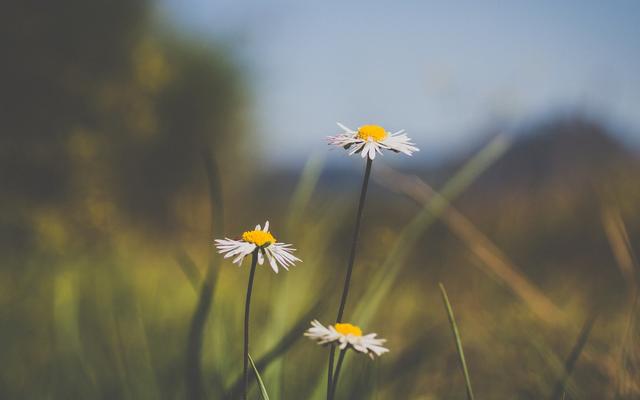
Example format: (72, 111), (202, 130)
(215, 222), (301, 400)
(305, 320), (389, 359)
(327, 122), (419, 160)
(215, 221), (300, 273)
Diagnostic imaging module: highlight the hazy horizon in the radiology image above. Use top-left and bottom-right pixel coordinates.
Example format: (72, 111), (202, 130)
(157, 0), (640, 166)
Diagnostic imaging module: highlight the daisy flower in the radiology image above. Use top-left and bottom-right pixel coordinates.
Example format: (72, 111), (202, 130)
(327, 123), (419, 160)
(305, 320), (389, 359)
(214, 221), (301, 273)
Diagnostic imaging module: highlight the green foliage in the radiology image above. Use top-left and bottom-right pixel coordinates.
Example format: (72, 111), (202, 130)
(2, 3), (640, 400)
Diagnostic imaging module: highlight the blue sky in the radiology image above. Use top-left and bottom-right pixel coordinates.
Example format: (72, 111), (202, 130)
(158, 0), (640, 166)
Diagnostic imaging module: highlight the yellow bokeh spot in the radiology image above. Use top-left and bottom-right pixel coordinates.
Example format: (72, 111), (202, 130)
(357, 125), (387, 142)
(242, 230), (276, 247)
(334, 323), (363, 337)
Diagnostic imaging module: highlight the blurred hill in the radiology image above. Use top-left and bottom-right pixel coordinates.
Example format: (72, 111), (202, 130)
(464, 116), (637, 197)
(451, 117), (639, 306)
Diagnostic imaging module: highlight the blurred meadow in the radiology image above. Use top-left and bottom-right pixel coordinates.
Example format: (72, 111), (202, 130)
(2, 1), (640, 399)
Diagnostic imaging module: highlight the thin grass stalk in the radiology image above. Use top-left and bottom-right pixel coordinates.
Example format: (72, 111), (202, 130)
(186, 149), (225, 399)
(354, 136), (510, 325)
(227, 293), (327, 397)
(328, 157), (373, 398)
(550, 312), (598, 400)
(601, 207), (640, 395)
(243, 251), (259, 400)
(286, 152), (325, 235)
(439, 283), (475, 400)
(377, 166), (564, 323)
(329, 349), (347, 400)
(249, 354), (271, 400)
(175, 250), (202, 290)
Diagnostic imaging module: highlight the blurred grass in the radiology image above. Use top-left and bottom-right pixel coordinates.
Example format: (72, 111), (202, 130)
(3, 3), (640, 398)
(3, 130), (640, 399)
(354, 135), (510, 327)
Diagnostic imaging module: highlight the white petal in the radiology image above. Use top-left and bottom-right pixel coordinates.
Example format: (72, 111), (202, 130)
(215, 239), (256, 267)
(381, 132), (419, 156)
(257, 250), (264, 265)
(266, 251), (279, 273)
(336, 122), (356, 133)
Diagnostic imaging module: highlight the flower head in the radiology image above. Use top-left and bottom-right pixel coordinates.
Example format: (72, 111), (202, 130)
(214, 221), (301, 273)
(327, 123), (419, 160)
(304, 319), (389, 359)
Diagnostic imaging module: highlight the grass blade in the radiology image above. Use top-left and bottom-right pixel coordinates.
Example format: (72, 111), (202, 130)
(376, 165), (565, 324)
(439, 283), (475, 400)
(356, 135), (510, 324)
(550, 312), (598, 400)
(185, 149), (226, 399)
(308, 136), (509, 400)
(286, 152), (325, 235)
(226, 286), (327, 397)
(174, 250), (202, 291)
(249, 353), (270, 400)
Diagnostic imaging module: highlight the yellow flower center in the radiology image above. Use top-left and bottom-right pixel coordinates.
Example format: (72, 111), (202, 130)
(242, 230), (276, 247)
(334, 323), (363, 337)
(357, 125), (387, 142)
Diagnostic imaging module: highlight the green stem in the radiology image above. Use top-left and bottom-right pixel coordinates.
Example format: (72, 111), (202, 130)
(336, 157), (373, 322)
(328, 157), (373, 398)
(439, 283), (475, 400)
(185, 149), (225, 399)
(243, 251), (259, 400)
(329, 349), (347, 400)
(327, 347), (335, 400)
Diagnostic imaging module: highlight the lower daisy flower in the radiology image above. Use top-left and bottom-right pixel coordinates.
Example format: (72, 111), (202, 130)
(214, 221), (301, 273)
(327, 122), (419, 160)
(305, 319), (389, 359)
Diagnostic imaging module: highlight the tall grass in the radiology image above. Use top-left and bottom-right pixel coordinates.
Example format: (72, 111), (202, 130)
(439, 283), (475, 400)
(3, 133), (640, 399)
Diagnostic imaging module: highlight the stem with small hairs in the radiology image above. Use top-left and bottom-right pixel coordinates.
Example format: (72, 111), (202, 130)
(243, 251), (259, 400)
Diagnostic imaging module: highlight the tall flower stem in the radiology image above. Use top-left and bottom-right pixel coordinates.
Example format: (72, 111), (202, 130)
(327, 157), (373, 398)
(243, 250), (259, 400)
(328, 349), (347, 400)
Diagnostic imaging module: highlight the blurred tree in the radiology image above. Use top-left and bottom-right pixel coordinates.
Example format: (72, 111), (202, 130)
(0, 0), (244, 245)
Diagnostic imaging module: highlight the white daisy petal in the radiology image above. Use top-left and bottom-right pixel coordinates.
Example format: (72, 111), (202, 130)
(214, 222), (300, 273)
(304, 320), (389, 359)
(266, 251), (279, 273)
(214, 239), (256, 266)
(327, 124), (418, 160)
(337, 122), (356, 133)
(381, 132), (419, 156)
(368, 142), (377, 160)
(348, 141), (366, 156)
(257, 250), (265, 265)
